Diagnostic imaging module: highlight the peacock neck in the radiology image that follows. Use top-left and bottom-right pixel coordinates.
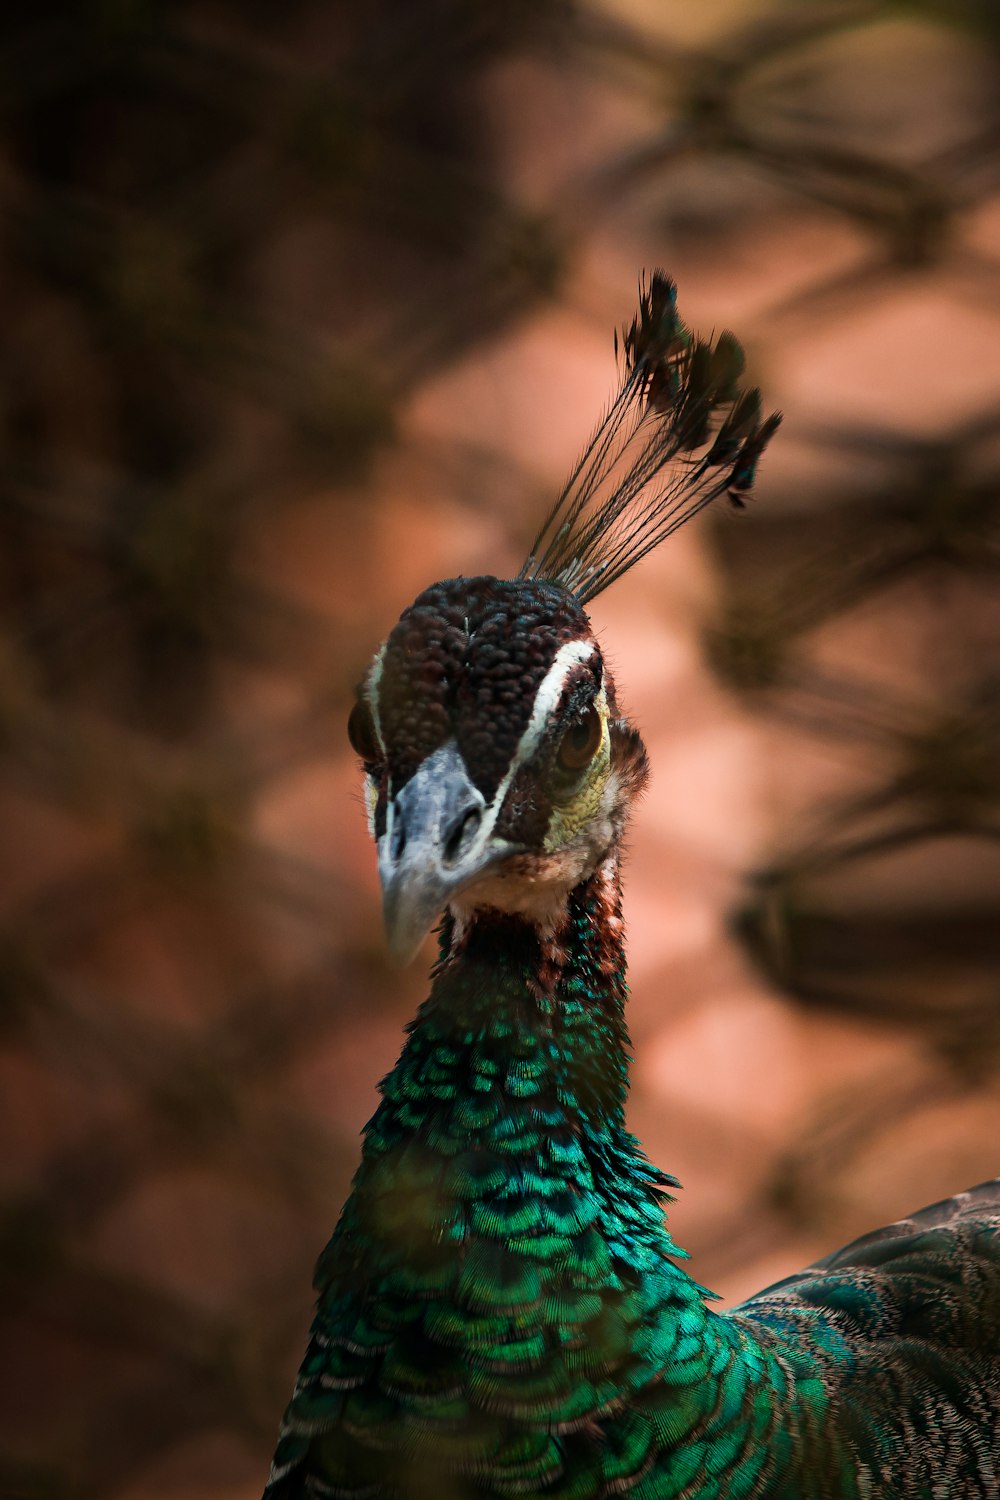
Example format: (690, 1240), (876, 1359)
(309, 855), (850, 1496)
(371, 851), (686, 1255)
(318, 855), (707, 1409)
(430, 852), (636, 1134)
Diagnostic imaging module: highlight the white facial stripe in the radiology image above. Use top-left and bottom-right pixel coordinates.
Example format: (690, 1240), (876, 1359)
(364, 641), (393, 850)
(440, 635), (595, 867)
(508, 637), (598, 779)
(465, 637), (597, 848)
(365, 642), (388, 754)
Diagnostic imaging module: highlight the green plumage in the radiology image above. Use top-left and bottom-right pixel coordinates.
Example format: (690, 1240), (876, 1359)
(264, 277), (999, 1498)
(266, 884), (1000, 1499)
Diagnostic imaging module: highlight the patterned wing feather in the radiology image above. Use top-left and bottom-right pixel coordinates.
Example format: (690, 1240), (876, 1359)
(734, 1180), (1000, 1497)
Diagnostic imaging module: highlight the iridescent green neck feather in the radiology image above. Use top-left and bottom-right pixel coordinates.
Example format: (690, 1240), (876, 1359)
(268, 859), (857, 1500)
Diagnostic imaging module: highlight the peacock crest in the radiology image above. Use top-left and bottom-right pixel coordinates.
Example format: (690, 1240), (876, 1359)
(520, 271), (781, 601)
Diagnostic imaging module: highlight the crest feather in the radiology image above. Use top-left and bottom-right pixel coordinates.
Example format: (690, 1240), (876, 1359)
(519, 273), (781, 603)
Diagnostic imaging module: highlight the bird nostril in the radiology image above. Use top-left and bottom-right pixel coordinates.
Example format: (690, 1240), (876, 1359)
(391, 810), (407, 862)
(443, 807), (481, 866)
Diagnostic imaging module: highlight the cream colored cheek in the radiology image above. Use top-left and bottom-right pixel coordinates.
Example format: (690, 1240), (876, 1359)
(364, 775), (378, 837)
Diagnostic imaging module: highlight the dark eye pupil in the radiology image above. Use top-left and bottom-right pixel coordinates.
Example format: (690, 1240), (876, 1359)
(348, 700), (379, 762)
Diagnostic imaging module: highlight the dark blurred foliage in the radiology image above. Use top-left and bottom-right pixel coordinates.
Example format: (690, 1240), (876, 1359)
(1, 0), (567, 736)
(0, 2), (998, 1497)
(0, 5), (571, 1495)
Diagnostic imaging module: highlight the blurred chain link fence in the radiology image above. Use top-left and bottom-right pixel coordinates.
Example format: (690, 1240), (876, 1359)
(1, 2), (998, 1496)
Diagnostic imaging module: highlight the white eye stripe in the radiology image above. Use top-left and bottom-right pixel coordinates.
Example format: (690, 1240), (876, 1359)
(443, 637), (599, 861)
(360, 641), (392, 846)
(365, 642), (388, 754)
(508, 637), (598, 777)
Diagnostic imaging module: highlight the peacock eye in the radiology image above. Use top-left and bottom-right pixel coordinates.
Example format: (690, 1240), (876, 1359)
(347, 698), (380, 763)
(556, 703), (602, 772)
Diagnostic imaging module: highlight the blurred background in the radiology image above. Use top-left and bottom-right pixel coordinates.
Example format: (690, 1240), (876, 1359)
(1, 1), (999, 1495)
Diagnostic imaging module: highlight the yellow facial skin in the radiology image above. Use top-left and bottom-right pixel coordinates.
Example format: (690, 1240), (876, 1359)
(363, 775), (378, 837)
(544, 693), (612, 853)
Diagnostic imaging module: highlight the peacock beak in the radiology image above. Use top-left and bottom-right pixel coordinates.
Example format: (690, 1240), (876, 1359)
(377, 741), (507, 966)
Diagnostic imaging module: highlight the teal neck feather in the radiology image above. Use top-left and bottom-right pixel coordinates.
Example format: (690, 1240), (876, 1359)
(296, 856), (851, 1497)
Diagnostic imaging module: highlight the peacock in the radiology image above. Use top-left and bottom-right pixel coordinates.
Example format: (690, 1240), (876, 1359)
(264, 274), (1000, 1499)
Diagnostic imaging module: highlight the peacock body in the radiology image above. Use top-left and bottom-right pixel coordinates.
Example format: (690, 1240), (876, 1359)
(264, 277), (1000, 1500)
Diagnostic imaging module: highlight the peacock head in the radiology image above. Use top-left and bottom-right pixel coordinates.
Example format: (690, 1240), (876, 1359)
(346, 274), (781, 963)
(348, 574), (647, 963)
